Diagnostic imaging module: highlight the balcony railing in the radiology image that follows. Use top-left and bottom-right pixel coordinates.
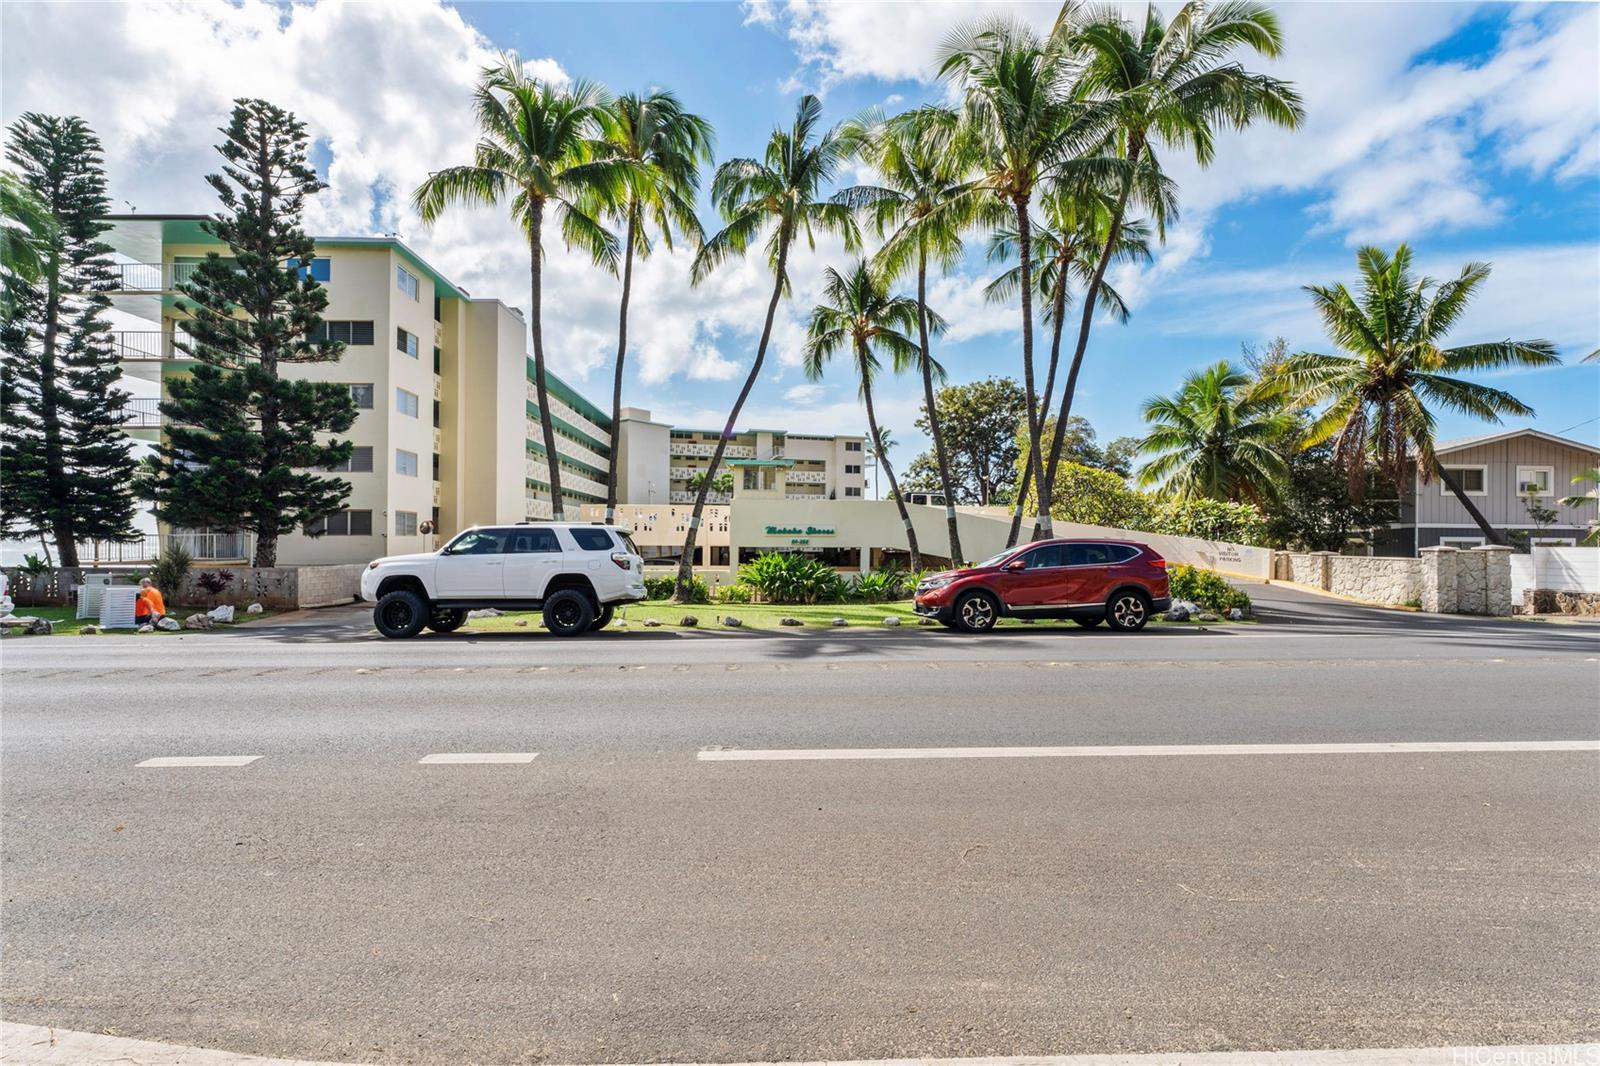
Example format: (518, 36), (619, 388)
(65, 530), (253, 564)
(115, 398), (163, 427)
(670, 490), (732, 504)
(168, 530), (254, 561)
(108, 261), (206, 293)
(109, 331), (175, 361)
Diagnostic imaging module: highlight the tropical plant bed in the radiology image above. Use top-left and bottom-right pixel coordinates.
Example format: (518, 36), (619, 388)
(457, 600), (1252, 633)
(0, 606), (280, 636)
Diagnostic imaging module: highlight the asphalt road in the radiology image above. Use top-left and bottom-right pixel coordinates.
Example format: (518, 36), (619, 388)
(2, 582), (1597, 1063)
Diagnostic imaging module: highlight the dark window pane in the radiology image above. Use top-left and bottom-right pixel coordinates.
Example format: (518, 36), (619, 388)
(350, 446), (374, 473)
(348, 510), (372, 536)
(350, 321), (374, 345)
(570, 528), (614, 551)
(508, 528), (561, 553)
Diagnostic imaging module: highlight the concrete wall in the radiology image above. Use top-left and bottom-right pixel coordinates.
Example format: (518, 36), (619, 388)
(3, 565), (363, 610)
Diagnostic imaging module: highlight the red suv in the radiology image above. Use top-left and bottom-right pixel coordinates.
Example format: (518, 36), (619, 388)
(913, 539), (1170, 633)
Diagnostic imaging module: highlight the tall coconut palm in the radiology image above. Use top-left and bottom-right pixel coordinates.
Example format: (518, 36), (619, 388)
(676, 95), (859, 601)
(1037, 0), (1304, 532)
(804, 260), (944, 571)
(837, 105), (986, 566)
(413, 57), (625, 521)
(592, 91), (714, 523)
(986, 183), (1157, 544)
(1278, 245), (1560, 545)
(937, 19), (1102, 543)
(1134, 360), (1292, 503)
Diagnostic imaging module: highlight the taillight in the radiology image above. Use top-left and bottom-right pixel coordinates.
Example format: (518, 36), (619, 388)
(610, 552), (631, 571)
(1147, 555), (1167, 569)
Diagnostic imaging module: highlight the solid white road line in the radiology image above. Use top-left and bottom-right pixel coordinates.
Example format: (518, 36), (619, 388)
(1, 1025), (1596, 1066)
(698, 740), (1600, 762)
(417, 752), (538, 764)
(136, 755), (262, 767)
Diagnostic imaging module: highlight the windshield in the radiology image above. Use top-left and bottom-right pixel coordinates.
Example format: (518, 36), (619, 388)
(971, 550), (1015, 570)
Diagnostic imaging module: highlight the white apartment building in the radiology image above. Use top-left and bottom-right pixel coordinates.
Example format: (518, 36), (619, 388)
(104, 215), (868, 566)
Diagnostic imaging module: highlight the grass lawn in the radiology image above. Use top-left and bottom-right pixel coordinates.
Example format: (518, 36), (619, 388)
(0, 605), (281, 637)
(462, 599), (1250, 633)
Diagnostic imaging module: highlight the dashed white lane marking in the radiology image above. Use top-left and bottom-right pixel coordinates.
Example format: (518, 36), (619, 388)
(698, 740), (1600, 762)
(136, 755), (262, 767)
(417, 752), (538, 764)
(0, 1024), (1595, 1066)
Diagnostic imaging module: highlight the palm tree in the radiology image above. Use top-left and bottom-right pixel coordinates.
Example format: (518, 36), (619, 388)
(1279, 245), (1561, 545)
(1134, 360), (1292, 503)
(867, 427), (896, 501)
(675, 95), (859, 601)
(804, 260), (942, 571)
(1037, 1), (1304, 534)
(413, 56), (625, 520)
(986, 183), (1156, 544)
(592, 91), (714, 523)
(838, 105), (986, 566)
(1561, 469), (1600, 545)
(937, 19), (1094, 542)
(0, 172), (54, 321)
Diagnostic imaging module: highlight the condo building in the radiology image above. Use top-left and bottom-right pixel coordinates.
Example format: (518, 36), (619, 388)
(102, 216), (868, 566)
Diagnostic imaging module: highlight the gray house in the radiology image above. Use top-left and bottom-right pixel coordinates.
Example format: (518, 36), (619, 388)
(1379, 428), (1600, 555)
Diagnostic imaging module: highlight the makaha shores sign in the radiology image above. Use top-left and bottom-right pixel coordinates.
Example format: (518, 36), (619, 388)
(765, 525), (836, 545)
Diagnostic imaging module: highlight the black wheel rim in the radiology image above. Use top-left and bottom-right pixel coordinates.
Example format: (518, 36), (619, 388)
(383, 601), (414, 630)
(553, 600), (582, 628)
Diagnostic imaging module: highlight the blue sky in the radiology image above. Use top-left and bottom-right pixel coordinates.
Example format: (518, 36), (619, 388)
(4, 0), (1598, 457)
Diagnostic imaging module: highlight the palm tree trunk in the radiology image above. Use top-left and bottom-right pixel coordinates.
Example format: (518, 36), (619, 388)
(1013, 195), (1051, 542)
(917, 248), (962, 567)
(527, 197), (566, 520)
(675, 222), (792, 601)
(605, 206), (637, 525)
(862, 339), (919, 572)
(1433, 459), (1507, 546)
(1008, 261), (1070, 546)
(1040, 139), (1143, 516)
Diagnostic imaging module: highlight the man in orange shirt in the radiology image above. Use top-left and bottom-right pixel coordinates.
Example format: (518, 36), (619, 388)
(135, 577), (167, 625)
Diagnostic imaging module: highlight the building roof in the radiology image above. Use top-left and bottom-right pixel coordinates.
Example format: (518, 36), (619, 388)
(102, 214), (470, 300)
(1434, 428), (1600, 456)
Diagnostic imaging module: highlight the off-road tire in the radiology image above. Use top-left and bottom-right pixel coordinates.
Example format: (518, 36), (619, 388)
(427, 608), (467, 634)
(590, 604), (616, 631)
(543, 589), (595, 637)
(375, 590), (428, 639)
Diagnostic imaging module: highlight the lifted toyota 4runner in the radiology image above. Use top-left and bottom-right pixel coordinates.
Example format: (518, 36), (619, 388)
(360, 523), (647, 638)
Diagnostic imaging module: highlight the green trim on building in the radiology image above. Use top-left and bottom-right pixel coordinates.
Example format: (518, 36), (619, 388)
(523, 477), (606, 503)
(524, 440), (609, 482)
(726, 457), (796, 467)
(525, 359), (612, 429)
(525, 401), (611, 459)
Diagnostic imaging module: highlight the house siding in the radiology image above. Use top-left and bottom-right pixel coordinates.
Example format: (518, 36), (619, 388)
(1413, 437), (1598, 529)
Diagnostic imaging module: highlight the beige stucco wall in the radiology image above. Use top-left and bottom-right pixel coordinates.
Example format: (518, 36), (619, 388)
(460, 300), (530, 529)
(615, 415), (672, 505)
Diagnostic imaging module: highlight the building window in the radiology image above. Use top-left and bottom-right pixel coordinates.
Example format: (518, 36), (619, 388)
(1516, 465), (1554, 497)
(845, 464), (861, 474)
(1439, 536), (1485, 548)
(395, 511), (419, 537)
(397, 328), (419, 358)
(397, 265), (420, 300)
(306, 509), (373, 536)
(433, 294), (442, 322)
(396, 388), (419, 418)
(288, 257), (331, 281)
(323, 446), (373, 473)
(348, 383), (374, 409)
(432, 400), (441, 428)
(844, 440), (863, 452)
(313, 321), (375, 345)
(433, 346), (442, 374)
(845, 486), (862, 497)
(396, 449), (419, 477)
(1441, 466), (1487, 496)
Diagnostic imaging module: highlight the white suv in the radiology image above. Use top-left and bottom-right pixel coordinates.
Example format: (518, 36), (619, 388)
(360, 523), (647, 639)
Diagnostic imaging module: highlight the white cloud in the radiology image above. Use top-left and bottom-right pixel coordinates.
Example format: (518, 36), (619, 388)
(783, 383), (825, 404)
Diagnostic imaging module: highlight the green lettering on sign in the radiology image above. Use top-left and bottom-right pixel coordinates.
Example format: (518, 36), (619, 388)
(765, 525), (835, 536)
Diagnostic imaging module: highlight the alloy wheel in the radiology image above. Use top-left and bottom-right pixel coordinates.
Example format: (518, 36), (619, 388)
(960, 596), (995, 629)
(1111, 595), (1146, 628)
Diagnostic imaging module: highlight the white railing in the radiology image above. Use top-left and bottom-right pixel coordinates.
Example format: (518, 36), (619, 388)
(787, 469), (826, 484)
(669, 441), (755, 458)
(109, 261), (206, 293)
(526, 385), (612, 447)
(115, 398), (163, 427)
(669, 466), (704, 481)
(524, 460), (607, 500)
(433, 374), (442, 401)
(166, 529), (254, 561)
(670, 490), (732, 504)
(525, 497), (554, 520)
(109, 331), (174, 361)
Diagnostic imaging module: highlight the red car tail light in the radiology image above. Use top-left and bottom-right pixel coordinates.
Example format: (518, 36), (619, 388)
(1147, 554), (1167, 569)
(610, 552), (632, 570)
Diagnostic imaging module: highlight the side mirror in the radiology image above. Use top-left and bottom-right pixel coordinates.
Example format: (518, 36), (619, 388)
(1004, 559), (1026, 572)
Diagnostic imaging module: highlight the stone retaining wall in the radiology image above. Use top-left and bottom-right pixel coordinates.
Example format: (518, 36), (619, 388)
(1522, 589), (1600, 616)
(1273, 547), (1511, 616)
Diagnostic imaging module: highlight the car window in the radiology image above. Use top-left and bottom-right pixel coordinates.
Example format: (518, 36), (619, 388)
(1022, 545), (1066, 569)
(569, 527), (615, 552)
(1066, 543), (1116, 566)
(1107, 544), (1141, 563)
(506, 528), (561, 553)
(619, 532), (641, 555)
(444, 530), (506, 555)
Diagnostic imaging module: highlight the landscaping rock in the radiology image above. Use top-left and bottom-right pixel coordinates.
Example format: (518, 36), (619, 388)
(1, 615), (52, 636)
(184, 613), (215, 630)
(831, 617), (848, 627)
(245, 603), (264, 615)
(513, 619), (528, 627)
(779, 617), (804, 627)
(467, 608), (501, 618)
(137, 624), (155, 634)
(79, 624), (100, 635)
(916, 617), (937, 626)
(882, 616), (901, 627)
(679, 615), (699, 627)
(1227, 607), (1245, 621)
(208, 604), (235, 623)
(722, 616), (743, 627)
(1164, 605), (1191, 622)
(1195, 612), (1220, 622)
(643, 618), (663, 628)
(156, 617), (181, 631)
(1171, 599), (1201, 615)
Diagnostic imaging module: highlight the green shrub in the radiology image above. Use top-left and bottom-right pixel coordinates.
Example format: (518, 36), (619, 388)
(738, 552), (847, 604)
(715, 581), (754, 604)
(149, 543), (193, 597)
(644, 574), (709, 603)
(850, 567), (909, 602)
(1168, 564), (1251, 612)
(1156, 497), (1268, 546)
